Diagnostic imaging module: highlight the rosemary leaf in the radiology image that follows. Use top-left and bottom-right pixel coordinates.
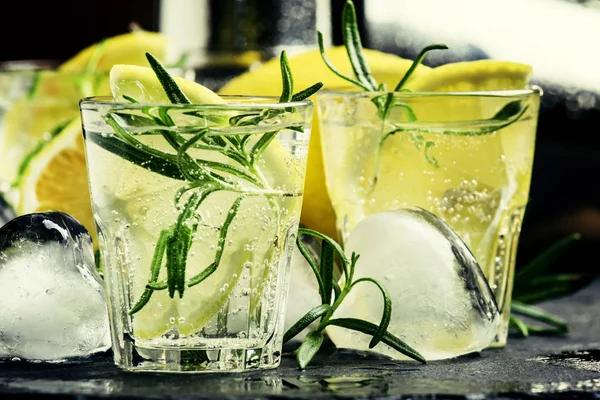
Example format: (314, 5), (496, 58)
(186, 195), (244, 288)
(279, 50), (294, 103)
(326, 318), (425, 363)
(320, 241), (335, 305)
(145, 52), (190, 104)
(509, 315), (529, 337)
(297, 330), (325, 369)
(87, 133), (184, 181)
(351, 277), (392, 348)
(513, 274), (592, 304)
(393, 44), (448, 91)
(317, 31), (368, 90)
(283, 304), (332, 343)
(298, 227), (349, 280)
(514, 233), (581, 287)
(129, 228), (172, 314)
(511, 301), (569, 329)
(297, 237), (326, 303)
(250, 131), (278, 163)
(166, 192), (203, 298)
(341, 0), (378, 91)
(291, 82), (324, 101)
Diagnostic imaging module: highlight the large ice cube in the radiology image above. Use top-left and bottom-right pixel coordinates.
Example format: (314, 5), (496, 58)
(326, 207), (499, 361)
(0, 212), (111, 361)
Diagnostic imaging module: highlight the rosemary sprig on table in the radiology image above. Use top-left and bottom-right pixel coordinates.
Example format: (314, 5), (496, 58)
(510, 232), (591, 337)
(90, 51), (322, 314)
(283, 228), (425, 369)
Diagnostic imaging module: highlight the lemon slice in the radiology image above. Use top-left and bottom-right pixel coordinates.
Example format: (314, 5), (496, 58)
(219, 46), (430, 241)
(1, 30), (168, 203)
(405, 60), (532, 92)
(110, 64), (224, 104)
(0, 98), (78, 186)
(17, 118), (98, 247)
(59, 30), (168, 72)
(106, 64), (298, 339)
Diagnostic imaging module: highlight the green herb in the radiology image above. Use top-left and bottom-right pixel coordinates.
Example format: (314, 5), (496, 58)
(510, 232), (592, 336)
(89, 51), (322, 314)
(318, 0), (527, 186)
(284, 228), (426, 369)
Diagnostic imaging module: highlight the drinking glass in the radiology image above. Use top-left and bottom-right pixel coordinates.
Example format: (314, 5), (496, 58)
(316, 88), (541, 346)
(80, 95), (313, 372)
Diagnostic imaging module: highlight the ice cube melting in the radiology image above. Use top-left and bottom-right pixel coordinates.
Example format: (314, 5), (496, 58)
(0, 212), (110, 362)
(326, 207), (500, 361)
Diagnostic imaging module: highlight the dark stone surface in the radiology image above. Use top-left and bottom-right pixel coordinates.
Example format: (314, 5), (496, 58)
(1, 280), (600, 400)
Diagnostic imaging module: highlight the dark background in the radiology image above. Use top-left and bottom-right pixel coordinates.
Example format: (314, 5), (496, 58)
(1, 0), (598, 276)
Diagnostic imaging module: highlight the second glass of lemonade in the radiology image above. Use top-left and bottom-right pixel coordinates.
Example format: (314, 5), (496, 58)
(317, 89), (541, 346)
(80, 96), (313, 372)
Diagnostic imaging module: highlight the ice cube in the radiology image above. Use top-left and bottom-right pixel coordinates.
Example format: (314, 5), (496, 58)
(0, 212), (111, 361)
(326, 207), (499, 361)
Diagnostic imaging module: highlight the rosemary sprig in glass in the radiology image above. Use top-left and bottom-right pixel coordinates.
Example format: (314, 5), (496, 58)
(318, 0), (528, 186)
(90, 51), (322, 314)
(283, 228), (426, 369)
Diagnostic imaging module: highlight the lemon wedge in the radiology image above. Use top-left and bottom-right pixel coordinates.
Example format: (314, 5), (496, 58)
(17, 118), (98, 248)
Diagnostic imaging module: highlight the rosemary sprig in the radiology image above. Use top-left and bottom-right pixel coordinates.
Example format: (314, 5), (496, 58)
(510, 232), (592, 337)
(89, 51), (322, 314)
(284, 228), (425, 369)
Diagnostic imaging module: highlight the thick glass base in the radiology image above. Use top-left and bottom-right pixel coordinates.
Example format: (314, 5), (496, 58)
(114, 338), (283, 373)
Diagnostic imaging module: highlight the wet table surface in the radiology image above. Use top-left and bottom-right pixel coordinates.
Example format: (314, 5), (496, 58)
(1, 280), (600, 400)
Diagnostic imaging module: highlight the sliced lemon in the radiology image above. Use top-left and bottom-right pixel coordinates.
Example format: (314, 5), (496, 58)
(405, 60), (532, 92)
(219, 46), (430, 241)
(59, 30), (168, 72)
(17, 118), (98, 247)
(1, 30), (167, 203)
(0, 98), (78, 186)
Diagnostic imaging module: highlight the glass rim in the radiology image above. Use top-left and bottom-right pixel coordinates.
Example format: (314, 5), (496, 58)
(316, 85), (542, 99)
(80, 95), (313, 109)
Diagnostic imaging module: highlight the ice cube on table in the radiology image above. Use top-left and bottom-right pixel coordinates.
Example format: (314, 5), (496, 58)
(0, 212), (111, 362)
(326, 207), (499, 361)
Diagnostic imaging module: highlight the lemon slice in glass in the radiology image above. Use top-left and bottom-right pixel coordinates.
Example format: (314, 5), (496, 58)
(108, 64), (298, 339)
